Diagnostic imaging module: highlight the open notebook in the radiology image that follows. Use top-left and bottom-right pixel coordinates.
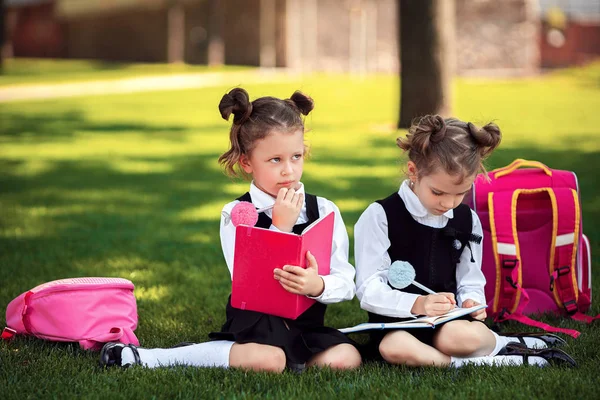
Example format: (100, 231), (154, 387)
(339, 304), (487, 333)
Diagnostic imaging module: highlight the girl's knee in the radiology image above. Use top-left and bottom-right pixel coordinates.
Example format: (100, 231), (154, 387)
(331, 345), (362, 370)
(258, 347), (286, 372)
(231, 344), (286, 373)
(311, 344), (362, 370)
(435, 323), (486, 355)
(379, 341), (415, 365)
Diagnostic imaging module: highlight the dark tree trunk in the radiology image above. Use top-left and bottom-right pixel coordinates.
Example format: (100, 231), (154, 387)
(207, 0), (224, 66)
(398, 0), (455, 128)
(167, 1), (185, 63)
(0, 0), (5, 72)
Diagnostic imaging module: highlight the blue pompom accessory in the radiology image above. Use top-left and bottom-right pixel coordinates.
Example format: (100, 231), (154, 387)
(388, 260), (437, 295)
(388, 261), (416, 289)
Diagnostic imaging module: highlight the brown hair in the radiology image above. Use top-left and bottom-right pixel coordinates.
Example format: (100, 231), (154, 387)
(396, 115), (501, 181)
(217, 88), (314, 177)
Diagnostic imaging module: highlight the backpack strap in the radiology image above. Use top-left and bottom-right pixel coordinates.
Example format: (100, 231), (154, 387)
(488, 188), (581, 338)
(488, 190), (522, 316)
(551, 188), (600, 323)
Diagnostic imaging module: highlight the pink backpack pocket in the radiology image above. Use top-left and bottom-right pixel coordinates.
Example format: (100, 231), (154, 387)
(470, 159), (599, 338)
(3, 277), (139, 350)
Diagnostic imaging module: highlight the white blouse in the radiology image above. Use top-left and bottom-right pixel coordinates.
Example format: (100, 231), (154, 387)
(354, 180), (486, 318)
(220, 181), (356, 304)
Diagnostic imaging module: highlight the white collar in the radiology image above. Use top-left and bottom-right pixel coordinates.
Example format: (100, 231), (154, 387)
(249, 181), (306, 209)
(398, 180), (454, 219)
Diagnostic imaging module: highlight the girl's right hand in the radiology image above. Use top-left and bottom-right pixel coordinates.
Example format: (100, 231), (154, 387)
(272, 188), (304, 232)
(411, 293), (456, 316)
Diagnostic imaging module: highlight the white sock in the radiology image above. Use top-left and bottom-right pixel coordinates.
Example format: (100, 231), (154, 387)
(121, 340), (234, 369)
(489, 332), (547, 356)
(451, 355), (548, 367)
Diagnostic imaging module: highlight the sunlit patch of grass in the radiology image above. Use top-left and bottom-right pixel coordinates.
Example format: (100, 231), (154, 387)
(110, 159), (174, 174)
(184, 232), (214, 244)
(179, 201), (226, 222)
(1, 63), (599, 399)
(0, 58), (252, 86)
(305, 163), (397, 179)
(135, 285), (170, 302)
(334, 199), (372, 213)
(221, 182), (253, 196)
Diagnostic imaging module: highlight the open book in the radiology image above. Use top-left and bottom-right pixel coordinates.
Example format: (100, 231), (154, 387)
(339, 304), (487, 334)
(231, 211), (335, 320)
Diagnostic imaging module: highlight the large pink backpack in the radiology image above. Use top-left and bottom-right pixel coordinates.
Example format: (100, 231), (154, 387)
(470, 159), (598, 338)
(3, 277), (139, 350)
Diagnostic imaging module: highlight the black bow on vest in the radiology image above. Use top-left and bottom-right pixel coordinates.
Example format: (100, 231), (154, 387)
(441, 226), (482, 263)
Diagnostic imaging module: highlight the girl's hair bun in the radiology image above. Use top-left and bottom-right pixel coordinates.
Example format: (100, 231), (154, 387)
(287, 91), (314, 116)
(427, 115), (447, 143)
(399, 115), (447, 154)
(219, 88), (253, 125)
(467, 121), (501, 158)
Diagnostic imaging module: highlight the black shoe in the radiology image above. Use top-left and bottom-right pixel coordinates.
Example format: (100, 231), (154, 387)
(500, 332), (567, 347)
(99, 342), (141, 368)
(286, 361), (306, 374)
(498, 343), (577, 368)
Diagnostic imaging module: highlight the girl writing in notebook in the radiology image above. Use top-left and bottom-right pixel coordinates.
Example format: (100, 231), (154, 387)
(353, 115), (576, 368)
(100, 88), (361, 373)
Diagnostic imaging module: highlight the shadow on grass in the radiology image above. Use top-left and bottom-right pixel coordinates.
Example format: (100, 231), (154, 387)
(0, 110), (229, 142)
(1, 116), (599, 345)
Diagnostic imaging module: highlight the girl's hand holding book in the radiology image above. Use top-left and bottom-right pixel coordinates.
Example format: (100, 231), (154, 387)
(411, 293), (456, 316)
(461, 299), (487, 320)
(274, 251), (325, 297)
(272, 188), (304, 232)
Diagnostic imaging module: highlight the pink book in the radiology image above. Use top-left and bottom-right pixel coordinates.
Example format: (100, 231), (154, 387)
(231, 212), (335, 319)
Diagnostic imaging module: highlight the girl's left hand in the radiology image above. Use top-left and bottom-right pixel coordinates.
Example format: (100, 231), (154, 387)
(462, 299), (487, 321)
(274, 251), (324, 297)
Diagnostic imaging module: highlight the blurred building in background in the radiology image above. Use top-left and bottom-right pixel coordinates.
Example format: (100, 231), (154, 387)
(4, 0), (600, 74)
(5, 0), (64, 58)
(539, 0), (600, 67)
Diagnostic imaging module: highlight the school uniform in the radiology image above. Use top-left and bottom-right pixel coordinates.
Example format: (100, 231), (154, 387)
(209, 182), (356, 369)
(354, 180), (485, 356)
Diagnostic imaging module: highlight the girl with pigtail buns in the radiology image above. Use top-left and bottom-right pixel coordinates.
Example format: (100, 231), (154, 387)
(99, 88), (361, 373)
(353, 115), (577, 368)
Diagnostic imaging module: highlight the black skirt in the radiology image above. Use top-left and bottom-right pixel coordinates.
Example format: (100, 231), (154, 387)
(209, 296), (355, 366)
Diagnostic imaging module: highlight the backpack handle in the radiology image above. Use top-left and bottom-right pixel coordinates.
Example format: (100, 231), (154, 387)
(495, 159), (552, 179)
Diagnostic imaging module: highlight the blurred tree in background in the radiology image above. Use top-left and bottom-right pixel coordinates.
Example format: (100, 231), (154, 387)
(398, 0), (455, 128)
(1, 0), (5, 71)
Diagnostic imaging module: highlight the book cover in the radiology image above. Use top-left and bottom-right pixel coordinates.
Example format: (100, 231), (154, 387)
(338, 304), (487, 334)
(231, 212), (335, 319)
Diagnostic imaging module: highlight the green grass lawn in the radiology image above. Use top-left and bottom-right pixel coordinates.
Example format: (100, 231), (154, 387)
(1, 61), (600, 399)
(0, 58), (251, 86)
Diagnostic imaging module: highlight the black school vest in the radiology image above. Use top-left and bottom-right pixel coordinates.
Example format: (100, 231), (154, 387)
(368, 192), (480, 323)
(237, 192), (327, 326)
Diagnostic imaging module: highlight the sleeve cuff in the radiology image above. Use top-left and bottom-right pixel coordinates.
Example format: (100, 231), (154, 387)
(398, 293), (421, 318)
(306, 275), (328, 300)
(457, 292), (486, 307)
(269, 224), (282, 232)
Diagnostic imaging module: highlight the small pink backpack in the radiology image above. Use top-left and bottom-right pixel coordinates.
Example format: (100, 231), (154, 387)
(3, 277), (139, 350)
(469, 159), (599, 338)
